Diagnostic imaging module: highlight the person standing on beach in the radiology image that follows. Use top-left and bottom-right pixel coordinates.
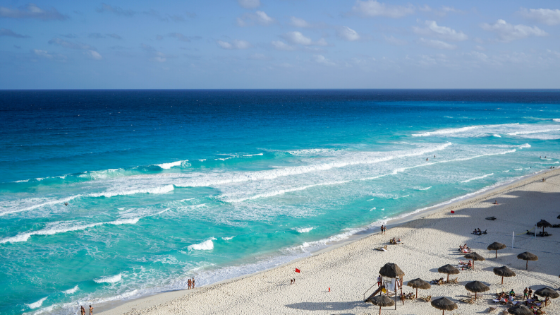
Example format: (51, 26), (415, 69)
(89, 305), (93, 315)
(192, 278), (195, 288)
(80, 306), (85, 315)
(377, 275), (382, 287)
(188, 278), (191, 289)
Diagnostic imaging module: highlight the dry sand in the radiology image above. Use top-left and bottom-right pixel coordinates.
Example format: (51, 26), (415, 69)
(99, 169), (560, 315)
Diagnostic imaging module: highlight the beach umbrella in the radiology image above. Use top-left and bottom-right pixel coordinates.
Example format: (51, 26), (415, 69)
(517, 252), (538, 270)
(464, 281), (489, 300)
(437, 264), (459, 283)
(535, 287), (559, 306)
(493, 266), (516, 285)
(507, 304), (533, 315)
(379, 263), (404, 310)
(367, 295), (394, 315)
(431, 297), (457, 315)
(407, 278), (431, 298)
(536, 219), (552, 233)
(464, 252), (485, 269)
(487, 242), (506, 258)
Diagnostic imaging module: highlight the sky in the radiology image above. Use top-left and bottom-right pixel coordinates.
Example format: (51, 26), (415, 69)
(1, 0), (560, 89)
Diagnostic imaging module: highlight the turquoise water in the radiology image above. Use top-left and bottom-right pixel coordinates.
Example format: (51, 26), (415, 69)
(1, 90), (559, 314)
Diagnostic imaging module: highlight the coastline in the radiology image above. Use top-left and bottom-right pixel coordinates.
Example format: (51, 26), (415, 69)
(97, 167), (560, 314)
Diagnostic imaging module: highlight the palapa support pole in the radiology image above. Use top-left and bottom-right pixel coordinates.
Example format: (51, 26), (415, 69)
(378, 305), (381, 315)
(526, 260), (528, 270)
(394, 283), (397, 310)
(416, 288), (418, 299)
(501, 276), (504, 285)
(475, 292), (477, 300)
(495, 250), (498, 259)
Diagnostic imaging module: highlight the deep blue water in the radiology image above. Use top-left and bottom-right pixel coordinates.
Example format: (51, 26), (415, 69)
(1, 90), (559, 314)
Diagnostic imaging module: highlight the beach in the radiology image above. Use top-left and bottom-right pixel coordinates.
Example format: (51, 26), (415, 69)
(98, 168), (560, 314)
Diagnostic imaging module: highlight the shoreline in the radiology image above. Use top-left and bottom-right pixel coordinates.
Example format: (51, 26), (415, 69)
(97, 167), (560, 314)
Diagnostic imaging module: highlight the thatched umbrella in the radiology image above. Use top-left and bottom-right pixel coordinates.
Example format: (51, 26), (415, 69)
(431, 297), (457, 315)
(493, 266), (516, 284)
(517, 252), (538, 270)
(368, 295), (394, 315)
(487, 242), (506, 258)
(535, 287), (559, 306)
(465, 281), (489, 300)
(464, 252), (485, 269)
(557, 214), (560, 219)
(438, 264), (459, 283)
(407, 278), (431, 298)
(379, 263), (405, 310)
(537, 219), (552, 234)
(507, 304), (533, 315)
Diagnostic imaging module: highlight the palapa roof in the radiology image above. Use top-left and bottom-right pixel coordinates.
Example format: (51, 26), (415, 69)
(367, 294), (395, 307)
(438, 264), (460, 275)
(464, 252), (485, 261)
(517, 252), (538, 261)
(537, 219), (552, 228)
(493, 266), (516, 278)
(407, 278), (431, 290)
(465, 281), (490, 293)
(379, 263), (405, 278)
(508, 304), (533, 315)
(487, 242), (506, 251)
(535, 287), (560, 298)
(557, 214), (560, 219)
(431, 297), (458, 311)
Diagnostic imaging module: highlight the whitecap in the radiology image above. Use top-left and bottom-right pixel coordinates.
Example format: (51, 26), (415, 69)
(553, 119), (560, 122)
(461, 173), (494, 183)
(63, 285), (79, 294)
(222, 236), (234, 241)
(242, 153), (263, 157)
(94, 274), (122, 284)
(416, 186), (432, 191)
(493, 134), (501, 138)
(27, 297), (47, 309)
(295, 227), (314, 233)
(157, 160), (186, 169)
(89, 185), (174, 198)
(188, 238), (216, 251)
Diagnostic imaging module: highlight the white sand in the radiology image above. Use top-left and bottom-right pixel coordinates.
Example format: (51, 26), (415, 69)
(100, 169), (560, 315)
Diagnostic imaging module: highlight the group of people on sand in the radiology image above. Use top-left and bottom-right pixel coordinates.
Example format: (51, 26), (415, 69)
(459, 243), (471, 253)
(187, 277), (196, 289)
(290, 278), (296, 285)
(458, 260), (472, 269)
(472, 228), (487, 235)
(380, 225), (386, 234)
(389, 237), (401, 244)
(80, 305), (92, 315)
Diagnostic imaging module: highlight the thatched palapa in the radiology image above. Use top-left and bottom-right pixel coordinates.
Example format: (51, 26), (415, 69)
(517, 252), (538, 270)
(368, 295), (394, 315)
(379, 263), (405, 278)
(537, 219), (552, 233)
(507, 304), (533, 315)
(407, 278), (431, 298)
(487, 242), (506, 258)
(431, 297), (457, 315)
(535, 287), (559, 306)
(493, 266), (516, 284)
(464, 252), (485, 269)
(438, 264), (459, 282)
(464, 281), (489, 300)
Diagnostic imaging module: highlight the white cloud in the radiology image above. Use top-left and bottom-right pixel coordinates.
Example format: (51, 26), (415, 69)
(271, 40), (295, 51)
(0, 3), (67, 20)
(282, 31), (326, 46)
(290, 17), (310, 28)
(87, 50), (103, 60)
(217, 40), (250, 50)
(419, 38), (456, 50)
(418, 5), (459, 17)
(481, 19), (547, 42)
(33, 49), (53, 59)
(337, 26), (360, 41)
(238, 0), (260, 9)
(154, 52), (166, 62)
(283, 31), (312, 45)
(520, 8), (560, 26)
(413, 21), (467, 41)
(352, 0), (414, 18)
(237, 10), (275, 26)
(314, 55), (335, 66)
(48, 38), (95, 50)
(384, 35), (407, 46)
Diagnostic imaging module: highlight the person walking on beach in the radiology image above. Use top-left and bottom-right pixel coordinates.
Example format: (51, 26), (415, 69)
(380, 225), (384, 234)
(188, 278), (191, 289)
(89, 305), (93, 315)
(80, 306), (85, 315)
(192, 278), (195, 288)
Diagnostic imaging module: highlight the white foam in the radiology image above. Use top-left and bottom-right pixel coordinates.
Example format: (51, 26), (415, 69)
(222, 236), (234, 241)
(412, 123), (560, 140)
(554, 119), (560, 122)
(417, 186), (432, 191)
(188, 238), (216, 251)
(0, 218), (140, 244)
(0, 195), (81, 217)
(27, 297), (47, 309)
(243, 153), (263, 157)
(94, 273), (122, 284)
(518, 143), (531, 149)
(288, 148), (337, 156)
(507, 128), (560, 136)
(461, 173), (494, 183)
(63, 285), (79, 294)
(89, 185), (174, 198)
(295, 227), (314, 233)
(157, 160), (186, 169)
(493, 134), (501, 138)
(412, 125), (480, 137)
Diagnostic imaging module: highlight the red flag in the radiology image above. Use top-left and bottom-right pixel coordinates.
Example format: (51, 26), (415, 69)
(295, 268), (301, 273)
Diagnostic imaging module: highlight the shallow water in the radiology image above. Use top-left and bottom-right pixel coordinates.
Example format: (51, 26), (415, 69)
(0, 90), (559, 314)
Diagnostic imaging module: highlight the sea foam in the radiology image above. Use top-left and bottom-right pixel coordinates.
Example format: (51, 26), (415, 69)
(63, 285), (79, 294)
(26, 297), (48, 309)
(157, 160), (186, 169)
(188, 238), (216, 251)
(94, 274), (122, 284)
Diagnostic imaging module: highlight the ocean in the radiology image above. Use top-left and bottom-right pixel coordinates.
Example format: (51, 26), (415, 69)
(1, 90), (559, 314)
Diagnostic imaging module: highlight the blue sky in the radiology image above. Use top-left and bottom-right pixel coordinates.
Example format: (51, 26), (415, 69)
(1, 0), (560, 89)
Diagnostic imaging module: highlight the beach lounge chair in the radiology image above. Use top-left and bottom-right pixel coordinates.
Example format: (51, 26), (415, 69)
(419, 295), (431, 302)
(447, 277), (458, 284)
